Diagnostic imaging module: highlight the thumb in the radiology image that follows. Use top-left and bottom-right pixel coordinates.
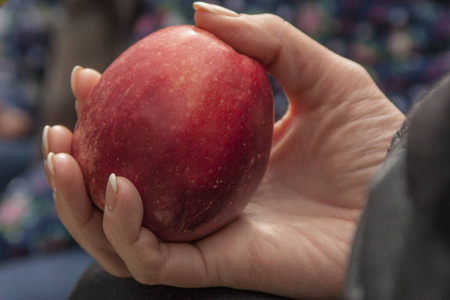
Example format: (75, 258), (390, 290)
(193, 2), (376, 110)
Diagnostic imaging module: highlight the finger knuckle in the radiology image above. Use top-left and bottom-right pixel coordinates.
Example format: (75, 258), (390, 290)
(259, 13), (287, 26)
(132, 269), (160, 285)
(346, 60), (374, 84)
(131, 258), (166, 285)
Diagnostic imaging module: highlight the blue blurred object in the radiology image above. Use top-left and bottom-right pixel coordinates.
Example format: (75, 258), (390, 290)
(0, 247), (93, 300)
(0, 138), (35, 192)
(0, 0), (59, 193)
(0, 163), (75, 262)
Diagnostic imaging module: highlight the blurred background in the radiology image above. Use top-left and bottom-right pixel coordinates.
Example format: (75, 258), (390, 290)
(0, 0), (448, 299)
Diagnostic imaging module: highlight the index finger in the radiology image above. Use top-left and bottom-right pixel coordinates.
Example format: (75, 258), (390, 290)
(48, 152), (130, 277)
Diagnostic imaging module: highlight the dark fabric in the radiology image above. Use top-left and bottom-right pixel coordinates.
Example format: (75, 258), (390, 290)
(69, 261), (290, 300)
(345, 73), (450, 299)
(344, 135), (411, 299)
(393, 74), (450, 299)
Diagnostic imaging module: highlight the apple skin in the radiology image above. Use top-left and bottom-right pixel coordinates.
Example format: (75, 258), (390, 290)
(72, 25), (274, 242)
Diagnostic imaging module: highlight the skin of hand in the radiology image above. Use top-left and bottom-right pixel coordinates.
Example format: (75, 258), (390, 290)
(42, 3), (405, 299)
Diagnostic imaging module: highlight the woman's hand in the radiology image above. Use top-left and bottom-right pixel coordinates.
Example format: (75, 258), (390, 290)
(43, 3), (405, 299)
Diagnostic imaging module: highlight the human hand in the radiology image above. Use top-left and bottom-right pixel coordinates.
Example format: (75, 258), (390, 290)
(43, 2), (405, 299)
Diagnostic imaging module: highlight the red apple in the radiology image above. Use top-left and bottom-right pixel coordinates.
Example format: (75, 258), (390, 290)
(72, 25), (274, 242)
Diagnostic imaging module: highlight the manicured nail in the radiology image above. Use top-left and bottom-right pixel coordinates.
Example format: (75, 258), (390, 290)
(47, 152), (57, 192)
(71, 65), (83, 95)
(106, 173), (117, 211)
(193, 2), (238, 17)
(42, 125), (51, 157)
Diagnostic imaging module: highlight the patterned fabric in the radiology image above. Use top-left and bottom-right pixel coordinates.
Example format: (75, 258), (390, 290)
(0, 0), (65, 262)
(0, 164), (74, 261)
(0, 0), (59, 112)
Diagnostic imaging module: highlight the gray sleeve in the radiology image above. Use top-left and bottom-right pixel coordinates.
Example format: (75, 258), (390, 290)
(345, 74), (450, 300)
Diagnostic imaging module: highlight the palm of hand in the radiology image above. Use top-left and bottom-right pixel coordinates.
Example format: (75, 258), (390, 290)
(191, 81), (401, 297)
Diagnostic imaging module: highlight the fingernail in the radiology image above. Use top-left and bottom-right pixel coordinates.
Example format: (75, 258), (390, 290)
(47, 152), (57, 192)
(106, 173), (117, 211)
(42, 125), (51, 157)
(71, 65), (83, 94)
(193, 2), (238, 17)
